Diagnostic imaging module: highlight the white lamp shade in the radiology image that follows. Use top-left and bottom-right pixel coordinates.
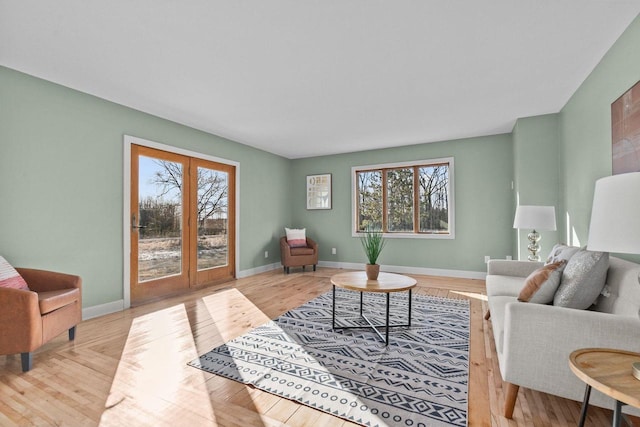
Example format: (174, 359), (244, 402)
(513, 205), (557, 230)
(587, 172), (640, 254)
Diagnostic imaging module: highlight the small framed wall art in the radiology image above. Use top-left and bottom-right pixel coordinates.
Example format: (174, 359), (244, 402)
(612, 80), (640, 174)
(306, 173), (332, 210)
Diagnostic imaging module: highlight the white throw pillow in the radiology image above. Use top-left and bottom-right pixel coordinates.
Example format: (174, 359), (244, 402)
(0, 255), (29, 290)
(285, 228), (307, 247)
(545, 243), (580, 265)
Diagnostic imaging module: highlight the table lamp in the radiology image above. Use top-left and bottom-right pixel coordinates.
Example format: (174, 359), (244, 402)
(586, 172), (640, 380)
(513, 205), (557, 261)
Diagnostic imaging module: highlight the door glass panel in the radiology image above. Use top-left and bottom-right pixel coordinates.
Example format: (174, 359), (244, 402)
(196, 167), (228, 270)
(138, 155), (183, 282)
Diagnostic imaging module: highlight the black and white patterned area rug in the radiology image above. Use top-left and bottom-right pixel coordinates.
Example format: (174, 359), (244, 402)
(188, 289), (469, 427)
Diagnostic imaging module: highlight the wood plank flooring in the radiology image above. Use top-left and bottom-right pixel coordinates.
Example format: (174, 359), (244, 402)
(0, 267), (632, 426)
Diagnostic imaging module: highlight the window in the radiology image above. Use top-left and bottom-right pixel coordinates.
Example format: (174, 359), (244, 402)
(353, 157), (454, 238)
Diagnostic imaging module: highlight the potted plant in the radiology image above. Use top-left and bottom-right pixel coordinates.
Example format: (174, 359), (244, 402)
(360, 227), (386, 280)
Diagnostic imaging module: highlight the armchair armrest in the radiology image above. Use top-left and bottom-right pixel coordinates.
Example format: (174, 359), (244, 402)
(280, 237), (292, 255)
(16, 268), (82, 293)
(0, 287), (42, 353)
(306, 237), (318, 252)
(487, 259), (542, 277)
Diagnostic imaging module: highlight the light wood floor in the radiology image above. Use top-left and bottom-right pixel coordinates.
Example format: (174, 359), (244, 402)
(0, 267), (631, 426)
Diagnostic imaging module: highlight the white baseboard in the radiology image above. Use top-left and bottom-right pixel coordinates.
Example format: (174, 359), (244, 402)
(318, 261), (486, 280)
(237, 262), (281, 278)
(82, 261), (483, 320)
(82, 299), (125, 320)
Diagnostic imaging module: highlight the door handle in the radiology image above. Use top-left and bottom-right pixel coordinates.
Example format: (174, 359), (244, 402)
(131, 214), (147, 230)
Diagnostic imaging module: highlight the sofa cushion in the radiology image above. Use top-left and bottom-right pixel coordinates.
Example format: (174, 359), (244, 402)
(38, 288), (80, 315)
(545, 244), (580, 265)
(0, 256), (29, 290)
(518, 260), (566, 304)
(285, 228), (307, 247)
(554, 249), (609, 309)
(486, 275), (525, 297)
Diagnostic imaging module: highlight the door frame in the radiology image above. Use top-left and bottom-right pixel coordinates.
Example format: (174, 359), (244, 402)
(123, 135), (240, 309)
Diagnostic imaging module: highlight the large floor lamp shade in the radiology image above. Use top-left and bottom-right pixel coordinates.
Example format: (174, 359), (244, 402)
(513, 205), (557, 261)
(587, 172), (640, 255)
(587, 172), (640, 379)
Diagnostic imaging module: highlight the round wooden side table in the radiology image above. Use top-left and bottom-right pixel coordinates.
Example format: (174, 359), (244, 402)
(569, 348), (640, 427)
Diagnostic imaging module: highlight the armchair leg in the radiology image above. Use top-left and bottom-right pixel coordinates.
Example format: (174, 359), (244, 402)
(69, 326), (76, 341)
(504, 382), (519, 419)
(286, 267), (290, 274)
(302, 266), (305, 271)
(21, 352), (32, 372)
(313, 264), (316, 271)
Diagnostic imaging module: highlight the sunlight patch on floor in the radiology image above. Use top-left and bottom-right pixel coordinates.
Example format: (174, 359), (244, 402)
(451, 291), (487, 301)
(99, 304), (217, 425)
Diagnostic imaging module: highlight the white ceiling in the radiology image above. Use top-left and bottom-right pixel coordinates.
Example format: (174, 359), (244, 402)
(2, 1), (640, 159)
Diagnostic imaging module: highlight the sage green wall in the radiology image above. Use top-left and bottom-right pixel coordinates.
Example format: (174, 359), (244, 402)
(291, 134), (514, 273)
(0, 66), (292, 308)
(512, 114), (560, 260)
(559, 13), (640, 262)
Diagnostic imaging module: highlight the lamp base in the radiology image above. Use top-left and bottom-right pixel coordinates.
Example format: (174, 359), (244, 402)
(527, 229), (541, 262)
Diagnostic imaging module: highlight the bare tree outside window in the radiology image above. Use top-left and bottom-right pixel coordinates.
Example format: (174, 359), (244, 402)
(387, 168), (414, 232)
(419, 166), (449, 232)
(355, 159), (452, 236)
(357, 171), (382, 231)
(140, 160), (229, 273)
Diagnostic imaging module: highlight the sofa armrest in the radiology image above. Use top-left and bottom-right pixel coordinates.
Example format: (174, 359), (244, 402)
(16, 268), (82, 293)
(501, 301), (640, 404)
(0, 287), (42, 353)
(487, 259), (542, 277)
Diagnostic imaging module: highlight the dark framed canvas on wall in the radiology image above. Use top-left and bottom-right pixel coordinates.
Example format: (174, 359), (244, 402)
(612, 80), (640, 174)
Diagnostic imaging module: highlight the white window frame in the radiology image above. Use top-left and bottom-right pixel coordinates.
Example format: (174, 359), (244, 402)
(351, 157), (455, 239)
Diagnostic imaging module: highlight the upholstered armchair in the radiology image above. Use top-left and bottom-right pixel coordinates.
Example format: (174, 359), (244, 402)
(0, 268), (82, 371)
(280, 236), (318, 274)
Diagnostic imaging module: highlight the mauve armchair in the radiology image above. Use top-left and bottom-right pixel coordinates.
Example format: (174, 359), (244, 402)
(280, 236), (318, 274)
(0, 268), (82, 372)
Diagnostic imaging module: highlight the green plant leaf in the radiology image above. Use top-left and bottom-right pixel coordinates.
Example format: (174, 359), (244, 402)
(360, 227), (386, 264)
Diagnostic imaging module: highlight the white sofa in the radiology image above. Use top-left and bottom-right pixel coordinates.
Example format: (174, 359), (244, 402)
(486, 256), (640, 418)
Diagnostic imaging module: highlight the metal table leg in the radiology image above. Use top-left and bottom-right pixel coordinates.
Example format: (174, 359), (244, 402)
(612, 400), (623, 427)
(332, 289), (413, 346)
(578, 384), (591, 427)
(332, 285), (336, 328)
(385, 293), (390, 345)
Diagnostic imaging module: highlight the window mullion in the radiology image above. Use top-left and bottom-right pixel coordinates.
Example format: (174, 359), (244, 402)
(413, 166), (420, 233)
(382, 169), (388, 233)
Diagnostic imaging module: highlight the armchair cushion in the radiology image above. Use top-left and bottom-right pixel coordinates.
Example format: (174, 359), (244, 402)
(0, 256), (29, 290)
(290, 246), (314, 256)
(285, 227), (307, 247)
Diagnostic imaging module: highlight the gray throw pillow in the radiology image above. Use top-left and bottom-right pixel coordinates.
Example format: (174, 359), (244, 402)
(553, 249), (609, 309)
(545, 243), (580, 265)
